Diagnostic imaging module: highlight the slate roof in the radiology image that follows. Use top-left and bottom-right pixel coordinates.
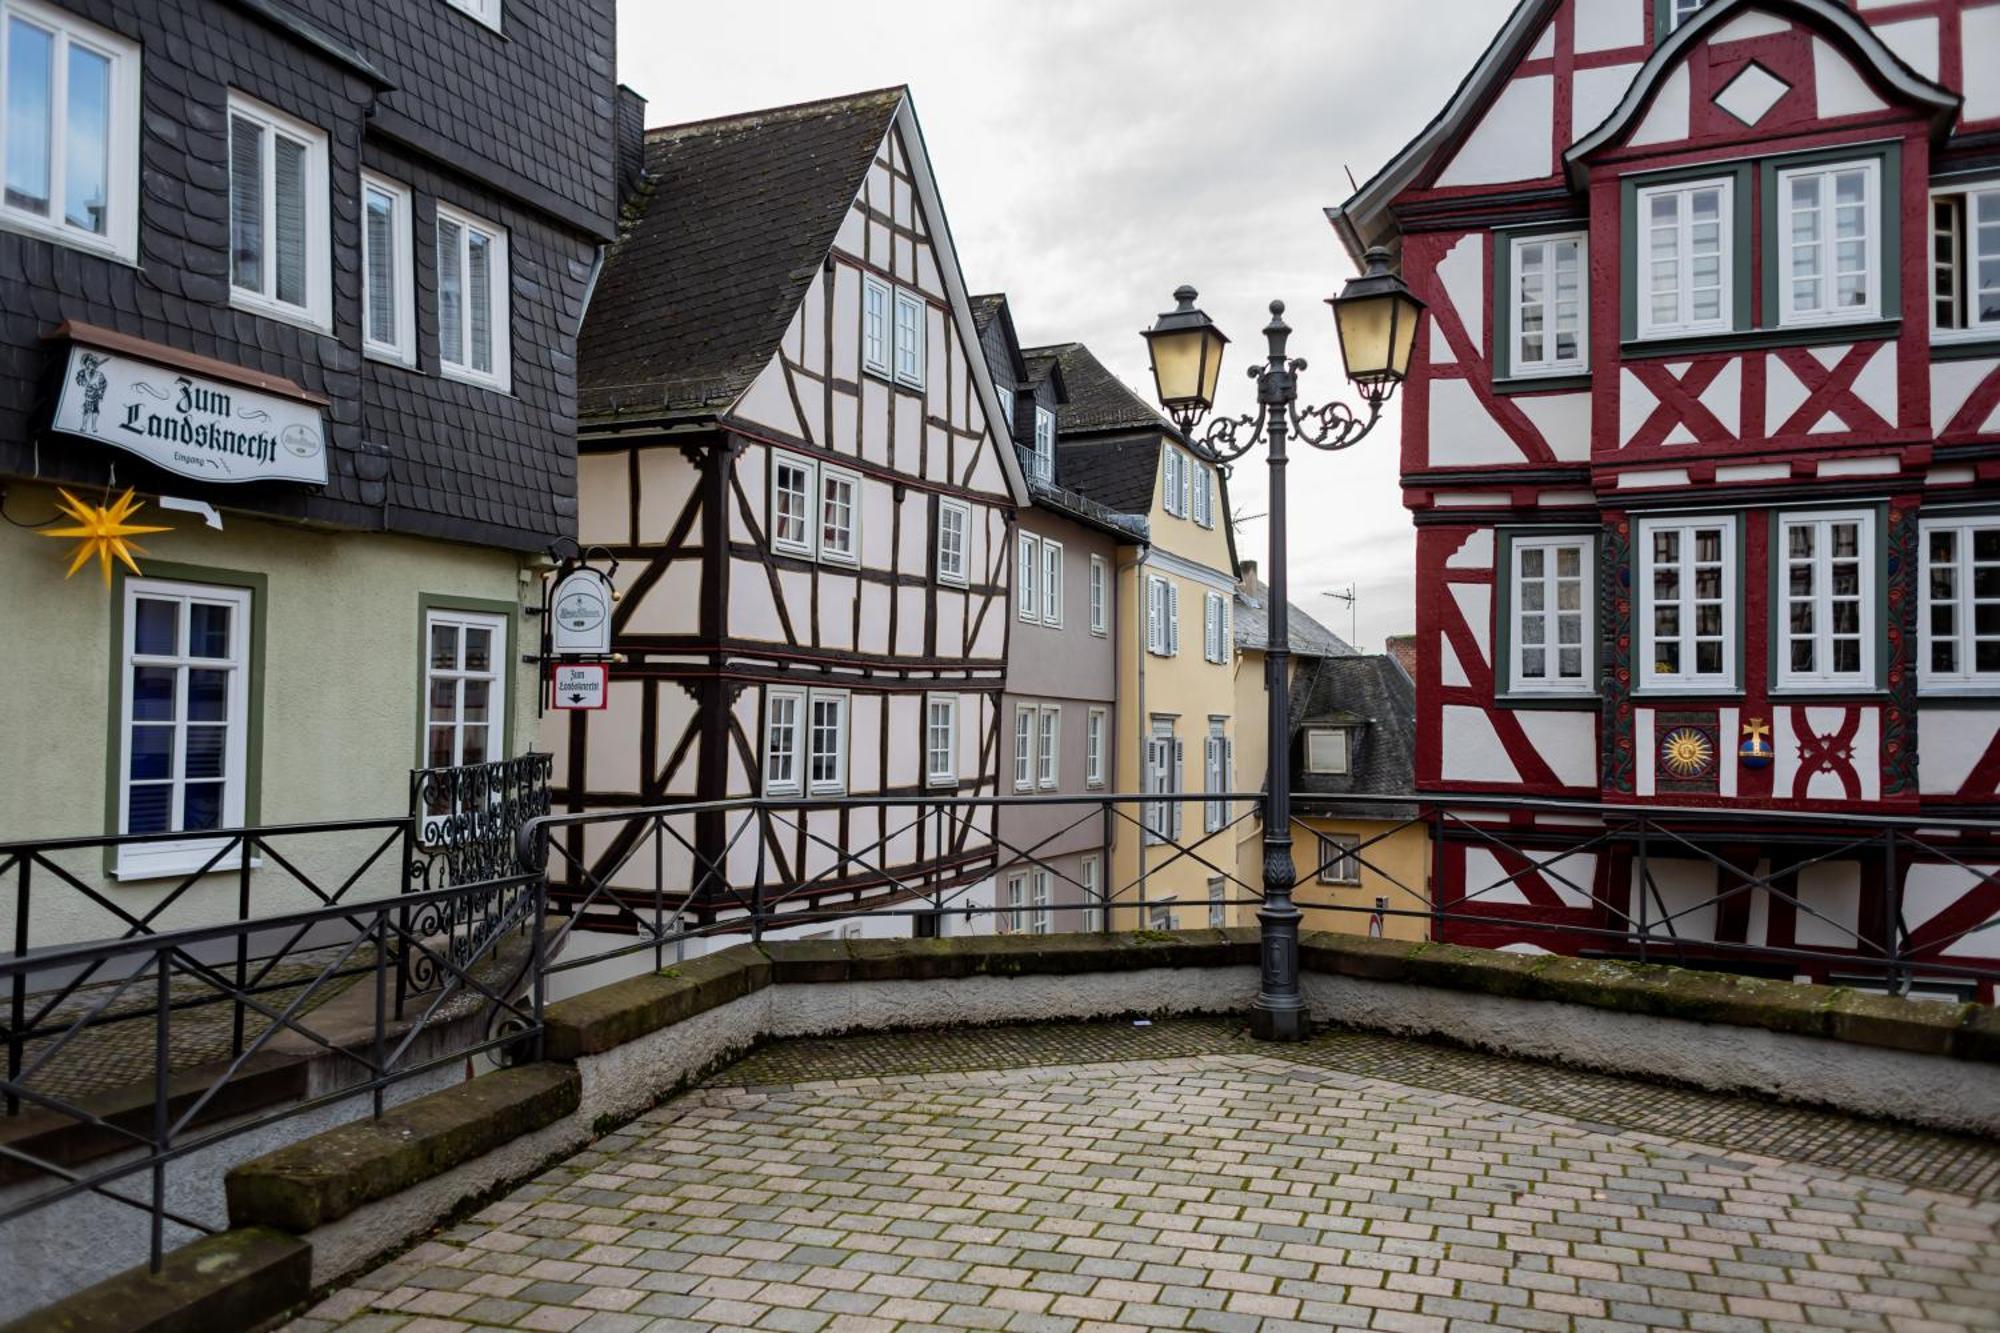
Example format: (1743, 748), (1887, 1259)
(1027, 343), (1176, 436)
(1234, 592), (1358, 658)
(577, 88), (904, 421)
(1290, 654), (1417, 819)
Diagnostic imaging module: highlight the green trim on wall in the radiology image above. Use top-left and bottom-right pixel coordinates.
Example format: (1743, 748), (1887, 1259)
(1493, 374), (1594, 397)
(1763, 501), (1891, 698)
(1758, 142), (1901, 336)
(103, 561), (270, 874)
(414, 592), (525, 769)
(1619, 319), (1900, 361)
(1490, 220), (1593, 383)
(1620, 162), (1756, 344)
(1493, 525), (1603, 707)
(1933, 338), (2000, 362)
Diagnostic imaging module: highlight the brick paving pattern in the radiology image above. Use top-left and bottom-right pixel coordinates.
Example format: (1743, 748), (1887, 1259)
(288, 1023), (2000, 1332)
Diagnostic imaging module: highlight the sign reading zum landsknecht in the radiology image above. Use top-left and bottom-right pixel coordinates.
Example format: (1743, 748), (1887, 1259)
(53, 347), (328, 486)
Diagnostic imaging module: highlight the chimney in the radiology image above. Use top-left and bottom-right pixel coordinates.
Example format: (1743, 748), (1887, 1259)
(613, 85), (648, 210)
(1238, 560), (1262, 597)
(1386, 634), (1417, 679)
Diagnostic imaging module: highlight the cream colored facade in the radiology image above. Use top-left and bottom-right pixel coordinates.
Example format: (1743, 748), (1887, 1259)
(1111, 450), (1238, 930)
(0, 481), (539, 947)
(1231, 646), (1429, 940)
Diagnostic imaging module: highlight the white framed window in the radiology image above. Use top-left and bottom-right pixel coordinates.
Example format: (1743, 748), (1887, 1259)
(1317, 833), (1361, 885)
(441, 0), (501, 29)
(1638, 516), (1737, 691)
(228, 91), (330, 331)
(1921, 516), (2000, 689)
(1305, 727), (1349, 775)
(1509, 231), (1587, 376)
(1507, 534), (1594, 694)
(1203, 592), (1230, 665)
(424, 608), (506, 770)
(1143, 718), (1181, 844)
(361, 172), (414, 365)
(1203, 720), (1232, 833)
(0, 0), (139, 261)
(1192, 463), (1213, 528)
(1637, 177), (1733, 339)
(1037, 705), (1060, 789)
(1208, 876), (1226, 929)
(862, 274), (892, 377)
(770, 453), (816, 558)
(807, 690), (848, 795)
(1776, 510), (1874, 690)
(1080, 855), (1102, 932)
(1003, 872), (1025, 935)
(1030, 870), (1051, 935)
(997, 387), (1016, 433)
(1031, 406), (1056, 484)
(1013, 704), (1034, 792)
(1089, 555), (1108, 635)
(818, 464), (859, 566)
(1146, 575), (1179, 656)
(925, 693), (957, 788)
(1041, 538), (1063, 627)
(1149, 903), (1174, 932)
(936, 499), (969, 586)
(436, 201), (510, 391)
(117, 579), (252, 879)
(1666, 0), (1706, 31)
(1086, 707), (1107, 788)
(1931, 183), (2000, 337)
(1778, 160), (1879, 326)
(1017, 532), (1039, 622)
(763, 687), (804, 796)
(1161, 447), (1187, 517)
(893, 287), (926, 388)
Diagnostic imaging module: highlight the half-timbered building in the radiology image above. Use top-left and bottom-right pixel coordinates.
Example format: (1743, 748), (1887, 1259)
(1022, 342), (1241, 931)
(1334, 0), (2000, 995)
(561, 89), (1028, 943)
(972, 295), (1140, 934)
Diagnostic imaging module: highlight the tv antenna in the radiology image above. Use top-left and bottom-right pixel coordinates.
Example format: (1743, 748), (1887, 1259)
(1321, 583), (1358, 649)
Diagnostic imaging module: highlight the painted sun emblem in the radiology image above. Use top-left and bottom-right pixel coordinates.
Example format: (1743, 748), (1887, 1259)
(41, 488), (171, 587)
(1660, 726), (1717, 779)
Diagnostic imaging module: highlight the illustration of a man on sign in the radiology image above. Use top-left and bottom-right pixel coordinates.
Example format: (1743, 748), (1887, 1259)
(73, 353), (109, 434)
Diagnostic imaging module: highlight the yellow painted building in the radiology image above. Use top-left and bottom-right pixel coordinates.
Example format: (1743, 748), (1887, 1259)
(1231, 570), (1430, 941)
(1017, 343), (1239, 931)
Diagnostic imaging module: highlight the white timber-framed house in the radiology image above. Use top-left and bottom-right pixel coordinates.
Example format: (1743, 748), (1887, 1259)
(561, 88), (1029, 939)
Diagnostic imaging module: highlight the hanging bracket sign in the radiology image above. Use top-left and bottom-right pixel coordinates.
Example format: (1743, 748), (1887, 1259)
(549, 566), (614, 655)
(551, 663), (608, 710)
(52, 346), (328, 485)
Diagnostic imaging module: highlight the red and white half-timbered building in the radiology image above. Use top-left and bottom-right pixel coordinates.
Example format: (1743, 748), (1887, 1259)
(559, 89), (1027, 943)
(1335, 0), (2000, 995)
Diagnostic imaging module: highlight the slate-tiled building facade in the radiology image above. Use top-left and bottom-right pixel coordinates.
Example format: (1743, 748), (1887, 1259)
(0, 0), (626, 924)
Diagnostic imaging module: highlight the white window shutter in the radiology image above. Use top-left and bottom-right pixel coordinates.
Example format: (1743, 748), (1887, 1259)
(1172, 739), (1184, 838)
(1219, 597), (1229, 664)
(1168, 583), (1180, 655)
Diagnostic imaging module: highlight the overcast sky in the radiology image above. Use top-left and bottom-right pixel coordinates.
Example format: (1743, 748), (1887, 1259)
(616, 1), (1509, 653)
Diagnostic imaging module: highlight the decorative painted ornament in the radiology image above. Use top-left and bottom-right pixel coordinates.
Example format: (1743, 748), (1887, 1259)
(1739, 717), (1773, 770)
(1659, 726), (1717, 780)
(41, 488), (170, 586)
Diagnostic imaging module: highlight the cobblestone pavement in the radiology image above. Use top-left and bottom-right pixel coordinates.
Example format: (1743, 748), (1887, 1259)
(288, 1024), (2000, 1333)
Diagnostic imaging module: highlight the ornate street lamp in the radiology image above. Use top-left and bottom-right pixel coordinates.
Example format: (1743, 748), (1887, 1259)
(1140, 245), (1423, 1042)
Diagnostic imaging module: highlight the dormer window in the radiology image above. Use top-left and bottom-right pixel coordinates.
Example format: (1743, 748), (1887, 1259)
(1304, 727), (1350, 775)
(1032, 406), (1055, 483)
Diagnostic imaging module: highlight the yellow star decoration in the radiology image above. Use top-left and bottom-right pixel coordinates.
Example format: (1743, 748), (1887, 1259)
(1660, 726), (1716, 778)
(41, 488), (171, 587)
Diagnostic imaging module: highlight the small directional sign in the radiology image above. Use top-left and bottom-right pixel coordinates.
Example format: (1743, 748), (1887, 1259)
(551, 663), (608, 711)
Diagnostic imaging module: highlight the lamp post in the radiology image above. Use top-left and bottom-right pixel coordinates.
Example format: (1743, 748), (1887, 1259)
(1141, 246), (1423, 1041)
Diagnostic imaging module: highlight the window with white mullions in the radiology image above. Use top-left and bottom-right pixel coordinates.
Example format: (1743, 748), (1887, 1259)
(808, 692), (847, 794)
(1013, 705), (1034, 792)
(1777, 512), (1873, 689)
(120, 582), (251, 862)
(1922, 520), (2000, 687)
(764, 688), (802, 796)
(228, 92), (329, 329)
(1510, 232), (1587, 375)
(1, 0), (138, 260)
(1030, 870), (1051, 935)
(437, 202), (510, 390)
(1037, 706), (1060, 789)
(1089, 555), (1107, 635)
(1779, 161), (1878, 325)
(1080, 855), (1102, 932)
(935, 500), (969, 586)
(425, 609), (506, 769)
(1086, 707), (1107, 788)
(1509, 535), (1593, 694)
(925, 694), (957, 788)
(1932, 184), (2000, 335)
(1002, 873), (1025, 934)
(1032, 406), (1056, 484)
(818, 465), (858, 565)
(862, 275), (891, 377)
(1638, 178), (1732, 339)
(770, 455), (814, 557)
(1041, 539), (1063, 627)
(1667, 0), (1706, 28)
(1639, 517), (1736, 690)
(1017, 533), (1039, 622)
(893, 288), (926, 388)
(1317, 833), (1361, 885)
